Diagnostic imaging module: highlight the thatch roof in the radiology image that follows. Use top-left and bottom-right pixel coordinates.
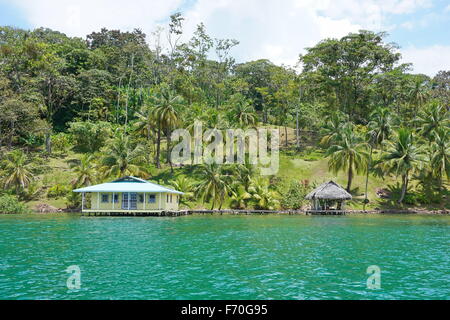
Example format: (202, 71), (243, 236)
(305, 181), (352, 200)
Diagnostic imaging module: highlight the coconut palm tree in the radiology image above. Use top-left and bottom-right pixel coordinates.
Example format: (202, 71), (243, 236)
(195, 162), (231, 210)
(326, 126), (368, 192)
(416, 102), (449, 141)
(363, 107), (392, 209)
(154, 85), (183, 170)
(368, 107), (392, 149)
(228, 95), (257, 128)
(1, 149), (34, 195)
(408, 78), (430, 120)
(430, 128), (450, 191)
(320, 112), (350, 146)
(381, 128), (425, 204)
(229, 185), (252, 209)
(100, 133), (147, 179)
(169, 175), (194, 207)
(70, 154), (97, 188)
(248, 177), (280, 210)
(232, 163), (257, 191)
(134, 104), (157, 144)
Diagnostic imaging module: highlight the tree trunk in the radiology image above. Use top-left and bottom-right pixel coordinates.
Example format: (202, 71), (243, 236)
(167, 128), (174, 173)
(398, 173), (408, 204)
(8, 120), (14, 149)
(363, 146), (373, 211)
(45, 132), (52, 154)
(284, 125), (288, 147)
(156, 125), (161, 168)
(346, 160), (353, 192)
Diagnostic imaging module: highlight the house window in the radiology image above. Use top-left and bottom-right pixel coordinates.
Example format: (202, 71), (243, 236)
(139, 194), (144, 203)
(166, 194), (169, 202)
(170, 194), (173, 203)
(148, 194), (156, 203)
(101, 194), (109, 203)
(113, 194), (119, 203)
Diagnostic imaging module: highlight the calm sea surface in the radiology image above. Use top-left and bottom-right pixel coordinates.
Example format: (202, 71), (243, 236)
(0, 214), (449, 300)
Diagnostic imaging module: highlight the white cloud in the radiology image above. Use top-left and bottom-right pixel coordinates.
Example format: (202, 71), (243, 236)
(179, 0), (363, 67)
(402, 45), (450, 76)
(12, 0), (183, 38)
(8, 0), (445, 75)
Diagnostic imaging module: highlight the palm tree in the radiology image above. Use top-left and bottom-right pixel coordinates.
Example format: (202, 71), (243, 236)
(229, 96), (257, 128)
(169, 175), (194, 207)
(1, 150), (34, 195)
(248, 177), (280, 210)
(232, 163), (257, 191)
(229, 185), (252, 209)
(326, 126), (368, 192)
(363, 107), (392, 210)
(154, 85), (183, 170)
(320, 112), (350, 146)
(195, 162), (231, 210)
(70, 154), (97, 188)
(416, 102), (449, 141)
(134, 104), (157, 144)
(408, 78), (430, 121)
(430, 128), (449, 191)
(368, 107), (392, 149)
(100, 133), (147, 179)
(381, 128), (424, 204)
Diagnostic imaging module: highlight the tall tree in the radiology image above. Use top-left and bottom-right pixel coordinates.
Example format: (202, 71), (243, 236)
(326, 126), (368, 192)
(1, 150), (34, 195)
(195, 163), (231, 210)
(381, 129), (424, 204)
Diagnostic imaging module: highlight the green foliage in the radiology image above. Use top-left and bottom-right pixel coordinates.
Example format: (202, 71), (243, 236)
(47, 183), (71, 199)
(0, 195), (29, 214)
(0, 150), (34, 195)
(65, 191), (81, 209)
(51, 132), (72, 153)
(100, 132), (148, 179)
(280, 180), (311, 209)
(68, 121), (112, 153)
(0, 23), (448, 210)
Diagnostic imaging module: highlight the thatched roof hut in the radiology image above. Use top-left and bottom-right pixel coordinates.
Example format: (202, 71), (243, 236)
(305, 181), (351, 211)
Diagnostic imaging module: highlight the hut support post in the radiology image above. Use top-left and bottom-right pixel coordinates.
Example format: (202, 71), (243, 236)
(97, 192), (100, 210)
(159, 193), (162, 210)
(143, 193), (146, 210)
(112, 192), (115, 210)
(82, 192), (85, 211)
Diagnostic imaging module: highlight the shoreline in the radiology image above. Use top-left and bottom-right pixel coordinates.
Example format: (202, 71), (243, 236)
(5, 208), (447, 216)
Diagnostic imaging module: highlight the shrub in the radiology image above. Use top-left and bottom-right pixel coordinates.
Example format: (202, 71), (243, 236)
(47, 184), (71, 199)
(280, 180), (311, 210)
(0, 195), (29, 214)
(65, 192), (81, 209)
(52, 133), (72, 153)
(68, 121), (112, 153)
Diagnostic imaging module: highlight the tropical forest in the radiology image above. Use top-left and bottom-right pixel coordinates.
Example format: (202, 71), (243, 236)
(0, 14), (449, 213)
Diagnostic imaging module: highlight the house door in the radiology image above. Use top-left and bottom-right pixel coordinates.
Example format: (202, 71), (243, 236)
(122, 193), (138, 210)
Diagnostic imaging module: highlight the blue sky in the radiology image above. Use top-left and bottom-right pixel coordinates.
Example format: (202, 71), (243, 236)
(1, 0), (449, 76)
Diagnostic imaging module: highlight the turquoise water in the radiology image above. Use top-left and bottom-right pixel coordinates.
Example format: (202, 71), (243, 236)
(0, 214), (449, 300)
